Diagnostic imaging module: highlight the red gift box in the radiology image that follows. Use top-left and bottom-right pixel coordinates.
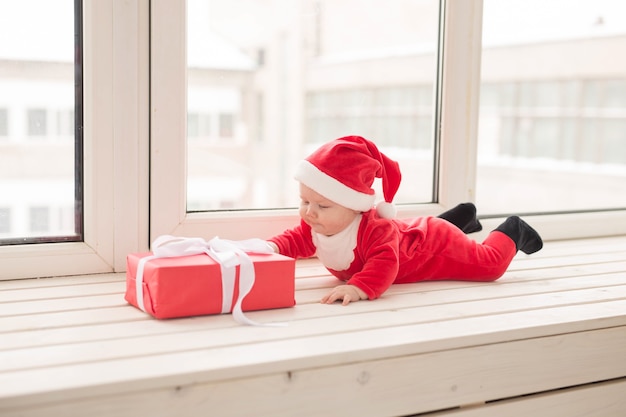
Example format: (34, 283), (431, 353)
(125, 251), (295, 320)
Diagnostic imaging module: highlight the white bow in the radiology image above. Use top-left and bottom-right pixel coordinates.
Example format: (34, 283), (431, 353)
(135, 235), (285, 326)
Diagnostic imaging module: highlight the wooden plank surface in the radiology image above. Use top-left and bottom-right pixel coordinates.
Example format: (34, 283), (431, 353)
(1, 326), (625, 417)
(0, 235), (625, 416)
(426, 378), (626, 417)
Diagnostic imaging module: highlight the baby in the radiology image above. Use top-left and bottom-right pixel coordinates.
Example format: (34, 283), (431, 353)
(267, 136), (542, 305)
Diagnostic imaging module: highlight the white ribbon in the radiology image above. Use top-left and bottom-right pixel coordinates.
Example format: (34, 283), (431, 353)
(135, 235), (285, 326)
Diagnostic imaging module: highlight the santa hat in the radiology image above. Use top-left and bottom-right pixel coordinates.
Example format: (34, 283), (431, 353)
(294, 136), (402, 218)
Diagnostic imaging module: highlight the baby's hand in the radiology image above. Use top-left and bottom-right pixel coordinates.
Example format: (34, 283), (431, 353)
(321, 284), (368, 306)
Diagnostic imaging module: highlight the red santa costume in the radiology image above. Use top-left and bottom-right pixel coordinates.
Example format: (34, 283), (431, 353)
(269, 136), (543, 300)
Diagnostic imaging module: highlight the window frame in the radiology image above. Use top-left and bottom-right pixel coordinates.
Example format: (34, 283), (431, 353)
(2, 0), (624, 281)
(0, 0), (150, 280)
(150, 0), (626, 243)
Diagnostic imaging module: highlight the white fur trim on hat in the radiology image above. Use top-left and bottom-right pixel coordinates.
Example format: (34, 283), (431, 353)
(295, 160), (375, 211)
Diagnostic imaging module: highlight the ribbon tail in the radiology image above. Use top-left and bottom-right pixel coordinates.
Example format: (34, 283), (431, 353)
(231, 255), (259, 326)
(221, 265), (237, 315)
(232, 250), (287, 327)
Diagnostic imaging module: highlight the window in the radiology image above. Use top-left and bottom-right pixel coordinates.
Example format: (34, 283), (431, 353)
(188, 113), (199, 137)
(181, 0), (442, 216)
(0, 0), (147, 280)
(477, 0), (626, 214)
(0, 208), (10, 234)
(0, 109), (7, 137)
(56, 109), (75, 138)
(27, 109), (48, 137)
(0, 0), (81, 245)
(3, 0), (625, 281)
(218, 113), (234, 139)
(29, 206), (50, 233)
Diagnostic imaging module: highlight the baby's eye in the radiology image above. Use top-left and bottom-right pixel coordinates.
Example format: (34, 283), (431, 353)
(318, 204), (330, 209)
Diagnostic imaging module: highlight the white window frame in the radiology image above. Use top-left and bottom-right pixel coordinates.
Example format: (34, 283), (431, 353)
(0, 0), (150, 280)
(2, 0), (624, 281)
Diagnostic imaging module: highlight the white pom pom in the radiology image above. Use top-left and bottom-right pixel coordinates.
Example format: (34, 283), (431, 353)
(376, 201), (397, 219)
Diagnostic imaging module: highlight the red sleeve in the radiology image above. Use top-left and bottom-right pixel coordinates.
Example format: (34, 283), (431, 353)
(346, 217), (400, 300)
(268, 220), (317, 259)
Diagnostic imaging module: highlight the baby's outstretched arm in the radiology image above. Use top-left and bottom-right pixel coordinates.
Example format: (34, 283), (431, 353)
(321, 284), (368, 306)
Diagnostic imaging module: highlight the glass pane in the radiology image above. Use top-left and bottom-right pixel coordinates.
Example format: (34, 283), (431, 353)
(0, 0), (82, 244)
(477, 0), (626, 214)
(187, 0), (440, 211)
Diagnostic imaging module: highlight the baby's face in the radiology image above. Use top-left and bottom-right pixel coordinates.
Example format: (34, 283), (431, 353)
(298, 184), (360, 236)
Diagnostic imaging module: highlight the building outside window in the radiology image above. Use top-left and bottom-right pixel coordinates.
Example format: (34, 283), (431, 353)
(0, 0), (80, 245)
(184, 0), (441, 211)
(477, 0), (626, 214)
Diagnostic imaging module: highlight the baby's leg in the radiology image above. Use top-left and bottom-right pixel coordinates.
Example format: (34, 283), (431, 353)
(419, 216), (542, 282)
(417, 217), (516, 282)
